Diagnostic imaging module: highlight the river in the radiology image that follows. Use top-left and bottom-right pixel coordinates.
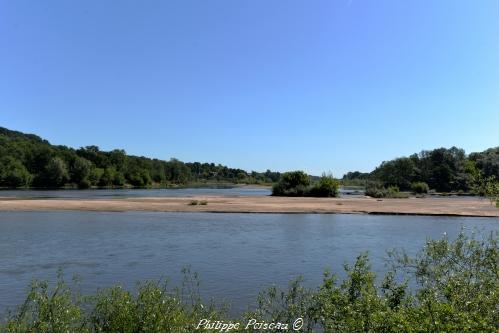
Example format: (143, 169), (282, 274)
(0, 211), (496, 314)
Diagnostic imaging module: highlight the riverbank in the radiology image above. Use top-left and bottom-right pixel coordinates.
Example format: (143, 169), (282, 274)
(0, 196), (498, 217)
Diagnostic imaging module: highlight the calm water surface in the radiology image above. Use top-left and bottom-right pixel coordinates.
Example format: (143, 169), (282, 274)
(0, 187), (365, 199)
(0, 212), (497, 314)
(0, 187), (272, 198)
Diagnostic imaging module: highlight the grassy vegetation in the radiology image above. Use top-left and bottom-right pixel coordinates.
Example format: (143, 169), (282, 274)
(1, 231), (497, 332)
(364, 182), (409, 199)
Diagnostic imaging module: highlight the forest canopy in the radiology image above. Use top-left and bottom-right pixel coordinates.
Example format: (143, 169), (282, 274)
(344, 146), (499, 193)
(0, 127), (280, 188)
(0, 126), (497, 194)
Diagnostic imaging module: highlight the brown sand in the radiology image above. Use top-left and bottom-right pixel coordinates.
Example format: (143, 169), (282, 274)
(0, 196), (498, 217)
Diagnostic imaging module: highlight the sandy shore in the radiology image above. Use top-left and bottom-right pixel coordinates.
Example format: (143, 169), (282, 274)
(0, 196), (498, 217)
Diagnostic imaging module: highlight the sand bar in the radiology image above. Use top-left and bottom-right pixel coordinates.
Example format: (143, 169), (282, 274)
(0, 196), (498, 217)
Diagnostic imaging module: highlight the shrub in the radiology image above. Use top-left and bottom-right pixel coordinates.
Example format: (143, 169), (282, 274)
(308, 174), (340, 197)
(0, 157), (32, 188)
(272, 171), (310, 196)
(43, 157), (70, 187)
(365, 183), (409, 198)
(365, 182), (387, 198)
(411, 181), (429, 194)
(272, 171), (339, 197)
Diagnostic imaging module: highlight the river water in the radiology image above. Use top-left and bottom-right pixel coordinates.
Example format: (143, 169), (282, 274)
(0, 211), (496, 314)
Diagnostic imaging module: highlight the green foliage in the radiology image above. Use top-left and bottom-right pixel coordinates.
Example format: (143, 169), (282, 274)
(369, 146), (499, 193)
(364, 182), (386, 198)
(1, 273), (88, 333)
(42, 157), (70, 187)
(411, 181), (429, 194)
(469, 147), (499, 179)
(341, 171), (369, 187)
(272, 171), (311, 196)
(470, 169), (499, 207)
(72, 157), (92, 189)
(308, 174), (340, 197)
(272, 171), (339, 197)
(1, 232), (498, 332)
(0, 157), (32, 187)
(365, 182), (409, 198)
(0, 127), (280, 189)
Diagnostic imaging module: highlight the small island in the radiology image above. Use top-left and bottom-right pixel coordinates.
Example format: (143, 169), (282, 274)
(0, 127), (498, 217)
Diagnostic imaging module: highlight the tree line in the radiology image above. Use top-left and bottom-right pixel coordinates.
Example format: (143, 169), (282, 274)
(1, 126), (497, 197)
(343, 146), (499, 194)
(0, 127), (281, 188)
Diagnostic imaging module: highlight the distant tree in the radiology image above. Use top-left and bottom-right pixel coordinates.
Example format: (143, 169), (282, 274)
(88, 167), (104, 186)
(44, 157), (70, 187)
(342, 171), (370, 180)
(71, 156), (92, 188)
(0, 157), (32, 187)
(272, 171), (311, 196)
(371, 158), (415, 190)
(308, 173), (340, 197)
(469, 147), (499, 179)
(165, 158), (191, 184)
(99, 167), (115, 187)
(411, 181), (429, 194)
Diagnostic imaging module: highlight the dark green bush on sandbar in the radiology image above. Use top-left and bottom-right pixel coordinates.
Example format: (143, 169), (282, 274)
(272, 171), (339, 197)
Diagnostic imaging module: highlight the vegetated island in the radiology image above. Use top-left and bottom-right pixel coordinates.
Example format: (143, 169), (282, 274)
(0, 126), (498, 215)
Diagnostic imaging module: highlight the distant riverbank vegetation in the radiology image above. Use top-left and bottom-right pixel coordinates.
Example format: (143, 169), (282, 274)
(344, 146), (499, 203)
(1, 231), (497, 332)
(272, 171), (339, 197)
(1, 126), (497, 204)
(0, 127), (281, 189)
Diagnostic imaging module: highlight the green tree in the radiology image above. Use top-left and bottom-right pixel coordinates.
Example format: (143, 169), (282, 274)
(309, 174), (340, 197)
(44, 157), (70, 187)
(272, 171), (310, 196)
(71, 157), (92, 188)
(0, 156), (32, 187)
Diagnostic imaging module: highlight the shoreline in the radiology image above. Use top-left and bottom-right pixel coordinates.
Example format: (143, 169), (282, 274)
(0, 196), (498, 217)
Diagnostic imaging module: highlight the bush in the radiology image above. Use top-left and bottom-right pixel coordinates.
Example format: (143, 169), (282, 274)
(308, 174), (340, 197)
(272, 171), (310, 196)
(43, 157), (70, 187)
(365, 183), (409, 198)
(272, 171), (339, 197)
(411, 181), (429, 194)
(0, 157), (32, 187)
(365, 182), (387, 198)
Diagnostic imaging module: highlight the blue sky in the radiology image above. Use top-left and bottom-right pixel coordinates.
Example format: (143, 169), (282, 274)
(1, 0), (498, 176)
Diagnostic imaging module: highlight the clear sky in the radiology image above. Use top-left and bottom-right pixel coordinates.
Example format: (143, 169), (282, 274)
(1, 0), (498, 176)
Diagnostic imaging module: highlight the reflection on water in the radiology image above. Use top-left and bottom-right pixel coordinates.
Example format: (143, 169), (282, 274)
(0, 212), (496, 314)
